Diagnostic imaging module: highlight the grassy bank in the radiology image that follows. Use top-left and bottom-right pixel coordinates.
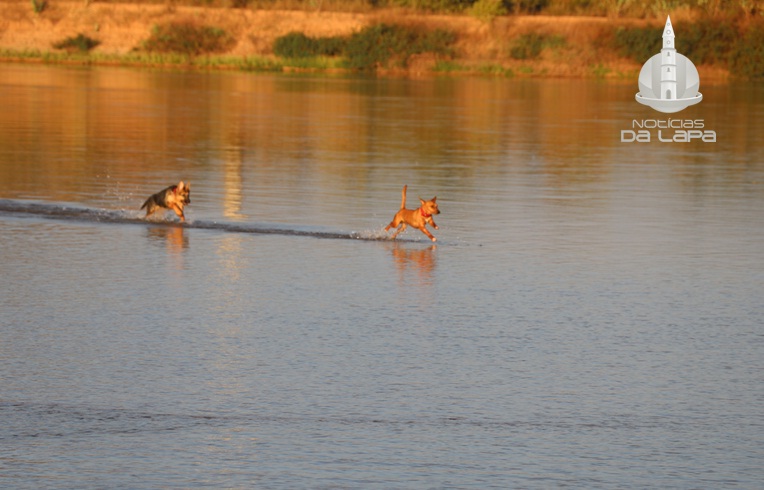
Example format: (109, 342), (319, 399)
(1, 1), (761, 78)
(21, 0), (762, 18)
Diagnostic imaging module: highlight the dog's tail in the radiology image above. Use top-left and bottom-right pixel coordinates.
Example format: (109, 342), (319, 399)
(400, 185), (407, 210)
(140, 196), (151, 210)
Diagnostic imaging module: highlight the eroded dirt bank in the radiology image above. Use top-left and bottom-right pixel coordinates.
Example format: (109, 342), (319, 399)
(0, 1), (726, 78)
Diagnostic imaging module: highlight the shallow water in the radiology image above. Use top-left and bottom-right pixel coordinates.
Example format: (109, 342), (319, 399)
(1, 64), (764, 488)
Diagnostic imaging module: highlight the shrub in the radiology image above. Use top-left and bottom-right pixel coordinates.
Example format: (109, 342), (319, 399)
(613, 20), (737, 66)
(273, 32), (319, 58)
(612, 26), (663, 62)
(53, 34), (101, 53)
(272, 24), (456, 71)
(468, 0), (508, 22)
(343, 24), (412, 69)
(390, 0), (474, 13)
(415, 28), (457, 56)
(730, 21), (764, 78)
(509, 33), (564, 60)
(273, 32), (346, 58)
(142, 22), (235, 56)
(681, 18), (737, 66)
(510, 0), (549, 14)
(318, 37), (348, 57)
(31, 0), (46, 14)
(343, 24), (455, 70)
(610, 18), (764, 78)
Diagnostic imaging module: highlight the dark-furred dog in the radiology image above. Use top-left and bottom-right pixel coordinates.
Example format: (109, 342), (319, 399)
(141, 181), (191, 222)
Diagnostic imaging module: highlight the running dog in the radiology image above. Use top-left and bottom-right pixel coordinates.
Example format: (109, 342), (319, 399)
(384, 185), (440, 242)
(141, 181), (191, 222)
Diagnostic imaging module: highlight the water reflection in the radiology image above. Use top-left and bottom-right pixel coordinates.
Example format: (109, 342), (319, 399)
(222, 145), (245, 219)
(389, 243), (437, 287)
(1, 66), (762, 212)
(146, 226), (188, 256)
(216, 234), (246, 284)
(1, 65), (763, 489)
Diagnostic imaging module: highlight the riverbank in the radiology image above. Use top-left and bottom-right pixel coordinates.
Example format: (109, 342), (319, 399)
(0, 1), (736, 79)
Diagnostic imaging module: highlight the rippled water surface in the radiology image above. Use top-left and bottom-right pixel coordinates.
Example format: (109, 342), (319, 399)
(1, 64), (763, 488)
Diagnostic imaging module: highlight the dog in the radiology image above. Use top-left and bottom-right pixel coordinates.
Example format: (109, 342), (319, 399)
(385, 185), (440, 242)
(141, 181), (191, 222)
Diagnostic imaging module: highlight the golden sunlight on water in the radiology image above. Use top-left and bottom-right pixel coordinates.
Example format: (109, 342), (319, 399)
(1, 64), (763, 489)
(1, 66), (648, 200)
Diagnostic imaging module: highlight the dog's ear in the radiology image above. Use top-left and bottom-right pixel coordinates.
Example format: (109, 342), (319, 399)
(431, 196), (437, 202)
(178, 181), (185, 190)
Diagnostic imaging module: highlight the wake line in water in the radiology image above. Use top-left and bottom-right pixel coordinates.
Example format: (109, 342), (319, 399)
(0, 199), (398, 241)
(4, 400), (663, 441)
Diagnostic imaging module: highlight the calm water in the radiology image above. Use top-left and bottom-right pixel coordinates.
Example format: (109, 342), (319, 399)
(1, 63), (763, 488)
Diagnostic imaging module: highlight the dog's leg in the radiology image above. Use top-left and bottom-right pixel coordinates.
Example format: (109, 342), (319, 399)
(429, 217), (439, 230)
(171, 205), (185, 222)
(385, 213), (401, 233)
(418, 226), (436, 242)
(390, 222), (406, 239)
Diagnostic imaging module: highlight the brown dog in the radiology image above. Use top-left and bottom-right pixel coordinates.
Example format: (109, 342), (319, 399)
(141, 181), (191, 222)
(385, 185), (440, 242)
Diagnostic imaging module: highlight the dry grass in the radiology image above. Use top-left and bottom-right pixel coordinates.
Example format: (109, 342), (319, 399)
(0, 0), (737, 78)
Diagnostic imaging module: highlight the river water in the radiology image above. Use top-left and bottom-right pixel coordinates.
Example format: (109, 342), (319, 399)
(1, 63), (763, 488)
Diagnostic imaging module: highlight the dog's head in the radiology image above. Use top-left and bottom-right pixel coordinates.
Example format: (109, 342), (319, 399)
(176, 181), (191, 205)
(420, 196), (440, 216)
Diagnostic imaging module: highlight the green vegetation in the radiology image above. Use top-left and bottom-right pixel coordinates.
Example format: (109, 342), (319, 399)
(611, 26), (662, 63)
(71, 0), (760, 17)
(509, 33), (565, 60)
(7, 0), (764, 78)
(611, 17), (764, 78)
(141, 21), (235, 56)
(344, 24), (455, 70)
(273, 32), (346, 58)
(53, 34), (101, 53)
(1, 47), (287, 71)
(389, 0), (473, 13)
(273, 24), (456, 71)
(467, 0), (507, 22)
(590, 63), (611, 78)
(30, 0), (46, 14)
(612, 19), (737, 67)
(682, 18), (738, 66)
(730, 21), (764, 78)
